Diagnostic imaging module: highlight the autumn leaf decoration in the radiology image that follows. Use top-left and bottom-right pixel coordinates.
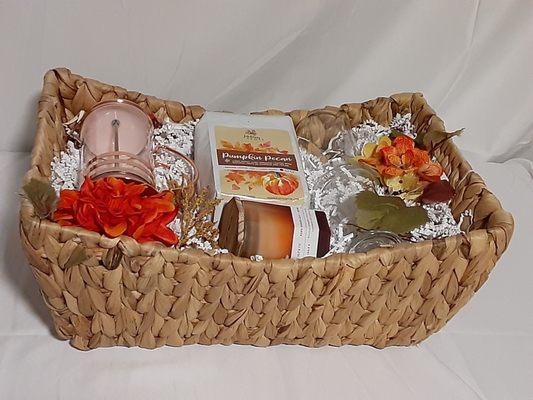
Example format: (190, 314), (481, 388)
(225, 170), (261, 191)
(220, 139), (289, 154)
(355, 191), (429, 234)
(22, 178), (58, 218)
(415, 128), (463, 150)
(420, 180), (455, 204)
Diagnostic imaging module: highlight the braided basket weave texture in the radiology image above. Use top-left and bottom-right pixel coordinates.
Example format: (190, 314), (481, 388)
(19, 69), (514, 350)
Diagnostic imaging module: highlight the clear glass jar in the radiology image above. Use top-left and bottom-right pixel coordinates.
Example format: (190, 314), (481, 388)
(312, 163), (378, 225)
(80, 99), (155, 186)
(348, 230), (402, 253)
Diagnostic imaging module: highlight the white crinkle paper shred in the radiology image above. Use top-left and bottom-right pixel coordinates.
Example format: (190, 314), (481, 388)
(153, 155), (193, 191)
(390, 113), (416, 139)
(153, 119), (197, 191)
(300, 150), (369, 254)
(152, 118), (196, 158)
(409, 202), (463, 242)
(50, 140), (81, 194)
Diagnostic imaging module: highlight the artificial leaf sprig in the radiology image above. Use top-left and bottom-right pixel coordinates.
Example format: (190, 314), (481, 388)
(420, 180), (455, 204)
(415, 128), (463, 150)
(355, 191), (429, 234)
(22, 178), (58, 218)
(169, 181), (220, 250)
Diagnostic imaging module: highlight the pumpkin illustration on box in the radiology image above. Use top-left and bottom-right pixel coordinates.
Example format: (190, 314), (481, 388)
(262, 172), (299, 196)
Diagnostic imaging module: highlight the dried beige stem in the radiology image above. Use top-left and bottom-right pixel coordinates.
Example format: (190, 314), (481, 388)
(169, 181), (220, 249)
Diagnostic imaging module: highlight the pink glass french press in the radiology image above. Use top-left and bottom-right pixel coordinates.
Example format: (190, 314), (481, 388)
(79, 99), (197, 189)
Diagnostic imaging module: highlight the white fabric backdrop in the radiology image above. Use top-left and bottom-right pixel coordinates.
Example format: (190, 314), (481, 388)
(0, 1), (532, 399)
(2, 0), (533, 160)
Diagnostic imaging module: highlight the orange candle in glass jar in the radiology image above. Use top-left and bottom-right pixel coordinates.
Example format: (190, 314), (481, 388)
(219, 198), (330, 259)
(241, 200), (295, 259)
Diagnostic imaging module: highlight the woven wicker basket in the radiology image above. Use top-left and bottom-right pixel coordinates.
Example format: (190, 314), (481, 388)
(19, 68), (514, 350)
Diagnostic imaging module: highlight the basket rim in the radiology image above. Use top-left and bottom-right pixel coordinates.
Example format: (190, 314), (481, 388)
(19, 67), (514, 267)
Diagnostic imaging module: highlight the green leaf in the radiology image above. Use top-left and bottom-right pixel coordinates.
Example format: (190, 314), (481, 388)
(21, 178), (57, 218)
(356, 190), (404, 209)
(355, 191), (429, 234)
(416, 128), (463, 150)
(378, 206), (429, 233)
(389, 129), (404, 139)
(355, 207), (388, 230)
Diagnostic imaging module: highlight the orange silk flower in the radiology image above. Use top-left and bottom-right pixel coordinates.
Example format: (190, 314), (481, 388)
(360, 135), (443, 182)
(52, 177), (179, 246)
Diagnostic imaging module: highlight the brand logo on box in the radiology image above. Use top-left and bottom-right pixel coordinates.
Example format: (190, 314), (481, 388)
(243, 129), (263, 141)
